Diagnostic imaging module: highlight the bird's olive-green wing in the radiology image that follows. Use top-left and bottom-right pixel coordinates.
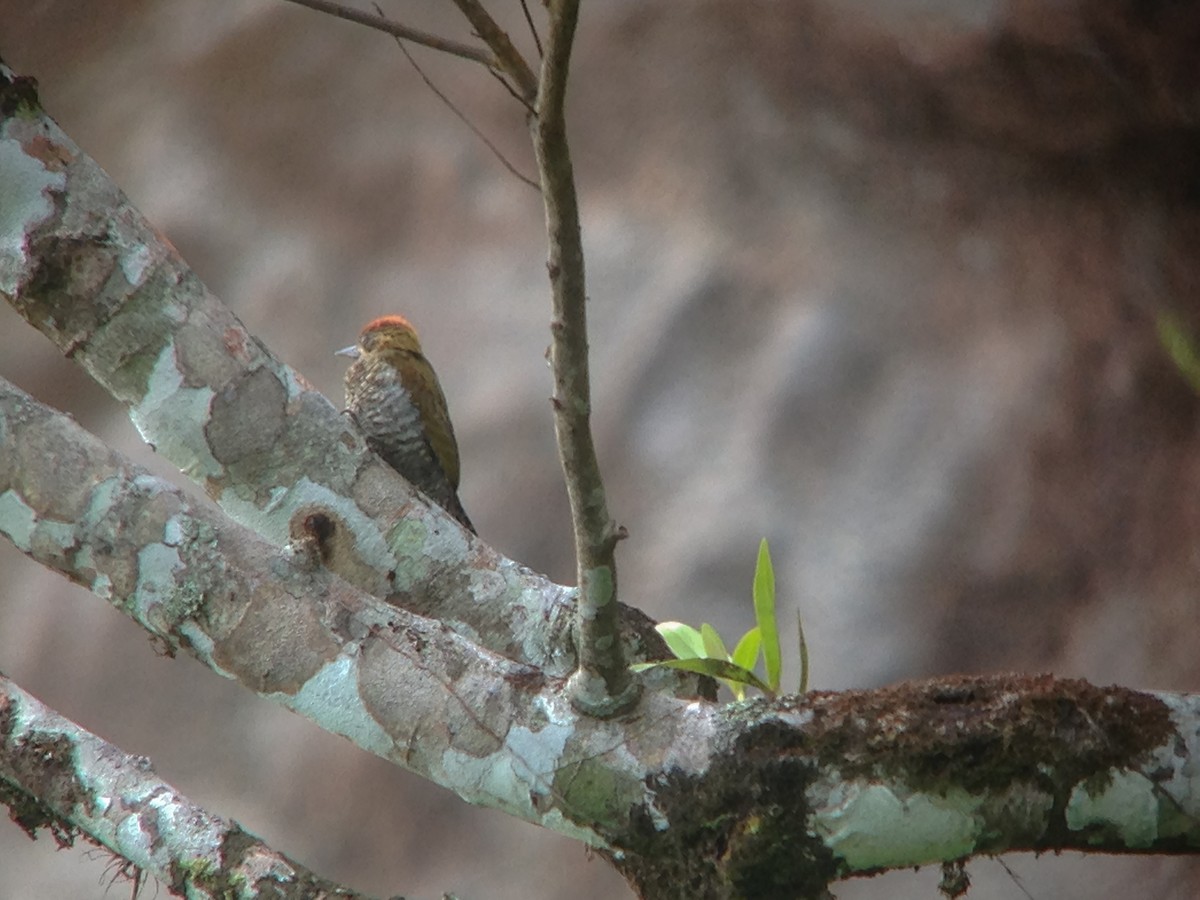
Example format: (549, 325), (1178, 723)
(406, 359), (461, 488)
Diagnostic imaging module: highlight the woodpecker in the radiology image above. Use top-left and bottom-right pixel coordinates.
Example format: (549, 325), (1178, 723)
(337, 315), (474, 533)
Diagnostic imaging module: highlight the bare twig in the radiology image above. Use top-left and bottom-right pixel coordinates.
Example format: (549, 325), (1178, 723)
(488, 66), (537, 117)
(533, 0), (638, 717)
(432, 0), (631, 716)
(446, 0), (539, 101)
(282, 0), (497, 69)
(372, 2), (538, 191)
(518, 0), (545, 59)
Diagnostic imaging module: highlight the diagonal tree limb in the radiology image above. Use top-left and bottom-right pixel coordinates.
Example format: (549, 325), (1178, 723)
(0, 62), (691, 701)
(0, 375), (705, 845)
(3, 393), (1199, 897)
(0, 675), (370, 900)
(7, 38), (1200, 900)
(5, 243), (1200, 895)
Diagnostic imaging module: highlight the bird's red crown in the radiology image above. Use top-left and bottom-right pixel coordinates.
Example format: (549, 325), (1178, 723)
(361, 314), (419, 338)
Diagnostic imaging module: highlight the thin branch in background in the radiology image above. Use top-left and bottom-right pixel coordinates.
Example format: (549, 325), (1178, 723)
(994, 857), (1037, 900)
(518, 0), (544, 59)
(372, 2), (539, 191)
(488, 66), (537, 117)
(282, 0), (497, 69)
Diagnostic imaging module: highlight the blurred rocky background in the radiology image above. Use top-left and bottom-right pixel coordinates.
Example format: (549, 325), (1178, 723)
(2, 0), (1199, 897)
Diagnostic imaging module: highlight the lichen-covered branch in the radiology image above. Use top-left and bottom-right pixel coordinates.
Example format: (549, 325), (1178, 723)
(531, 0), (637, 716)
(6, 48), (1200, 900)
(0, 63), (684, 698)
(615, 676), (1200, 897)
(0, 675), (368, 900)
(0, 375), (705, 846)
(4, 423), (1200, 897)
(2, 377), (1198, 893)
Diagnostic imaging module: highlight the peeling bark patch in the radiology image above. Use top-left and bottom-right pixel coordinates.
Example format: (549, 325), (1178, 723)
(173, 315), (256, 390)
(357, 630), (453, 746)
(88, 289), (180, 403)
(22, 134), (72, 171)
(209, 585), (340, 694)
(14, 415), (107, 519)
(205, 366), (286, 470)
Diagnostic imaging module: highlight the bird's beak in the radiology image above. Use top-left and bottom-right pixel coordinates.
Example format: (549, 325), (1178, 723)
(335, 344), (360, 360)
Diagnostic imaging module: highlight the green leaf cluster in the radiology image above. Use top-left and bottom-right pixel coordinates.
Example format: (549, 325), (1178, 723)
(632, 539), (809, 700)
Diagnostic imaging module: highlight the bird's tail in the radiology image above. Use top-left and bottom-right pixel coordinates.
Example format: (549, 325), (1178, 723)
(445, 492), (476, 535)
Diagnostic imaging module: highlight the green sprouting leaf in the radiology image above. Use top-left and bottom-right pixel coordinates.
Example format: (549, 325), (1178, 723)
(656, 622), (706, 659)
(641, 539), (797, 701)
(797, 610), (810, 694)
(631, 657), (774, 696)
(1157, 312), (1200, 395)
(700, 623), (729, 661)
(753, 539), (781, 692)
(728, 627), (762, 701)
(731, 626), (761, 673)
